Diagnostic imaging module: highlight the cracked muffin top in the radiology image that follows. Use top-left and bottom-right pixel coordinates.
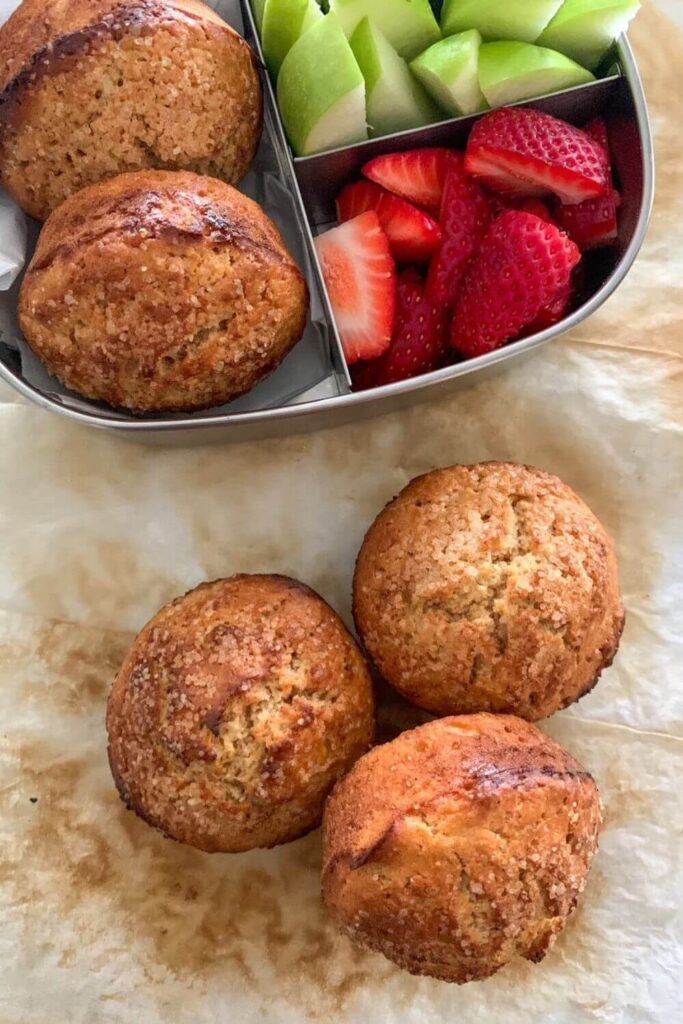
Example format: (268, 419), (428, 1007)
(18, 169), (309, 413)
(322, 714), (602, 983)
(0, 0), (262, 220)
(353, 462), (624, 721)
(107, 575), (375, 853)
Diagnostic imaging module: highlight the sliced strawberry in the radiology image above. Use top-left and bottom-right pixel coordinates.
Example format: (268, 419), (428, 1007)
(362, 148), (454, 215)
(350, 358), (380, 392)
(451, 211), (581, 358)
(516, 197), (555, 222)
(465, 107), (610, 205)
(525, 276), (573, 335)
(584, 117), (611, 161)
(315, 211), (396, 365)
(337, 180), (443, 264)
(554, 117), (619, 250)
(374, 269), (449, 385)
(425, 153), (493, 309)
(554, 190), (619, 250)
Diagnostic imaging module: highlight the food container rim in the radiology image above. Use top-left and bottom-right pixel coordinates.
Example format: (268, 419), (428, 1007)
(0, 34), (654, 435)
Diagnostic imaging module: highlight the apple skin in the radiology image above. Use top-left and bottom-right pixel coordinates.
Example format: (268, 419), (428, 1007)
(441, 0), (564, 45)
(330, 0), (441, 60)
(537, 0), (641, 72)
(262, 0), (322, 77)
(350, 17), (441, 136)
(410, 29), (487, 117)
(277, 13), (368, 157)
(478, 41), (594, 107)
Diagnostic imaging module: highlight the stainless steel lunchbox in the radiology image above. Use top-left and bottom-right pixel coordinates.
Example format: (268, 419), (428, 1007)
(0, 1), (654, 445)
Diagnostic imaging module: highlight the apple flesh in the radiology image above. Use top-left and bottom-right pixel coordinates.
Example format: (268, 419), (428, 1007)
(329, 0), (441, 60)
(441, 0), (564, 45)
(350, 18), (441, 136)
(262, 0), (323, 77)
(537, 0), (641, 72)
(478, 41), (594, 107)
(277, 14), (368, 156)
(410, 30), (486, 117)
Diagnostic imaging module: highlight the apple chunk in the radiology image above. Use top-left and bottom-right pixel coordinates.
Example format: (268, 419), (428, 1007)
(262, 0), (323, 77)
(411, 30), (486, 117)
(329, 0), (441, 60)
(441, 0), (564, 45)
(277, 14), (368, 156)
(478, 42), (594, 107)
(537, 0), (641, 71)
(350, 18), (441, 136)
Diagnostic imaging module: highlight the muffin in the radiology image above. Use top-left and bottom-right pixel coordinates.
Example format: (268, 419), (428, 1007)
(323, 714), (602, 983)
(107, 575), (375, 853)
(0, 0), (262, 220)
(18, 170), (309, 412)
(354, 463), (624, 721)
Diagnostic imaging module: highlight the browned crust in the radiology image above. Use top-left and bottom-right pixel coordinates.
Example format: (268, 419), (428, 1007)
(18, 170), (310, 413)
(353, 462), (625, 722)
(0, 0), (243, 102)
(107, 575), (375, 853)
(322, 714), (602, 984)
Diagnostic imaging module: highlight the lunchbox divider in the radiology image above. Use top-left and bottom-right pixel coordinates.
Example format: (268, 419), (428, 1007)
(240, 0), (353, 392)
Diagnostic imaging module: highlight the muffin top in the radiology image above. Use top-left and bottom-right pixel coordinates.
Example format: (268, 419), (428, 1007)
(354, 462), (624, 720)
(0, 0), (262, 218)
(19, 170), (309, 412)
(323, 714), (602, 983)
(107, 575), (375, 853)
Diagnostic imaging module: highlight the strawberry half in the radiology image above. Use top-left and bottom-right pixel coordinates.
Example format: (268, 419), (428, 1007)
(465, 107), (610, 205)
(426, 153), (493, 308)
(451, 210), (581, 358)
(362, 148), (454, 216)
(374, 269), (449, 386)
(554, 118), (619, 250)
(525, 276), (573, 335)
(337, 180), (443, 264)
(315, 211), (396, 365)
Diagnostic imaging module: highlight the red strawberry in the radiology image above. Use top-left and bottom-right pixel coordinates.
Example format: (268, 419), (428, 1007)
(525, 276), (573, 334)
(554, 190), (619, 250)
(362, 148), (454, 215)
(554, 117), (619, 249)
(337, 180), (443, 264)
(585, 117), (610, 159)
(465, 107), (610, 205)
(516, 198), (555, 222)
(350, 358), (380, 392)
(374, 269), (449, 385)
(425, 153), (493, 308)
(315, 211), (396, 365)
(451, 211), (581, 358)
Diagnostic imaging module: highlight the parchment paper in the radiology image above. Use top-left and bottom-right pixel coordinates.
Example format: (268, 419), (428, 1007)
(0, 2), (682, 1022)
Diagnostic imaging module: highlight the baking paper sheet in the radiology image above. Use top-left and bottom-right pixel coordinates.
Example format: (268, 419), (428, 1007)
(1, 1), (682, 1022)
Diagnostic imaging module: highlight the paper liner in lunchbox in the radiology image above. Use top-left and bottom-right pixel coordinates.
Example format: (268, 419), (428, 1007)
(0, 0), (342, 415)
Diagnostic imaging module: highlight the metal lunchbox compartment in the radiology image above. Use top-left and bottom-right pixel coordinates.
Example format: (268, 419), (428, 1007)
(0, 1), (654, 445)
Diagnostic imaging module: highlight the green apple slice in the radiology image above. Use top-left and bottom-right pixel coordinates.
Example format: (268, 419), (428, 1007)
(441, 0), (564, 44)
(350, 18), (441, 136)
(410, 30), (486, 117)
(277, 14), (368, 156)
(478, 41), (594, 107)
(252, 0), (266, 32)
(329, 0), (441, 60)
(537, 0), (641, 72)
(262, 0), (323, 77)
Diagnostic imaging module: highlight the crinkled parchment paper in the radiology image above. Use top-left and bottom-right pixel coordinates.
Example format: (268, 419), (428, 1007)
(0, 2), (682, 1022)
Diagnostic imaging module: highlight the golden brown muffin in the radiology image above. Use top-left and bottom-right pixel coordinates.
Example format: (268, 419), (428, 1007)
(323, 714), (602, 983)
(354, 463), (624, 721)
(107, 575), (375, 853)
(18, 170), (309, 412)
(0, 0), (262, 220)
